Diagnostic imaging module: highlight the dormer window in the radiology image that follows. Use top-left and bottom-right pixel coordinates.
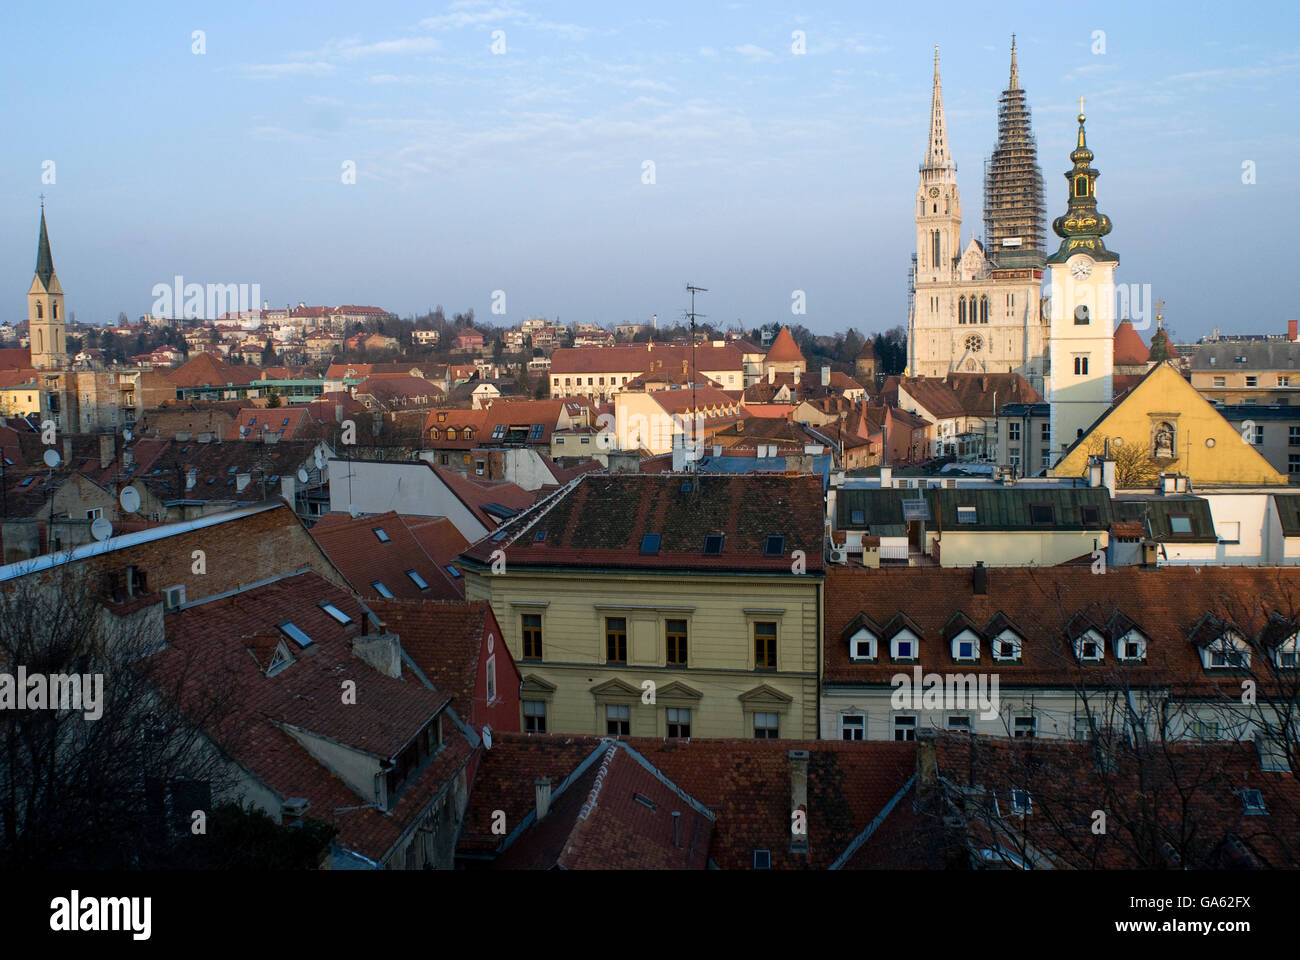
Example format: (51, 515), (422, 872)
(267, 641), (294, 677)
(1241, 788), (1267, 815)
(1275, 633), (1299, 669)
(1074, 629), (1105, 662)
(891, 631), (920, 661)
(1204, 633), (1250, 669)
(992, 631), (1021, 661)
(1010, 788), (1032, 816)
(1115, 629), (1147, 661)
(951, 630), (980, 662)
(849, 628), (877, 662)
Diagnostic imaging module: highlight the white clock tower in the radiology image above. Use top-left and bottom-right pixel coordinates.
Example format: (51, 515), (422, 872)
(1044, 106), (1118, 461)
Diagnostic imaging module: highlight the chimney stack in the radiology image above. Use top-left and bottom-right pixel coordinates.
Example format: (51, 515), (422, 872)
(973, 560), (987, 595)
(535, 777), (552, 821)
(789, 749), (809, 852)
(768, 367), (775, 385)
(821, 365), (830, 387)
(1290, 319), (1297, 342)
(671, 810), (681, 848)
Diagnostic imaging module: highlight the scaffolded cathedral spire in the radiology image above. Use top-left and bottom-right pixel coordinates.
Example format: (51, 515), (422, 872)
(983, 35), (1046, 267)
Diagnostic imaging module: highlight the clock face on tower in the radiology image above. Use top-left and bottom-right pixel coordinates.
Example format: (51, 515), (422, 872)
(928, 187), (939, 198)
(1070, 258), (1093, 280)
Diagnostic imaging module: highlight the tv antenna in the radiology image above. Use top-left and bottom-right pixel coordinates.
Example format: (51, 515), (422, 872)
(685, 284), (707, 471)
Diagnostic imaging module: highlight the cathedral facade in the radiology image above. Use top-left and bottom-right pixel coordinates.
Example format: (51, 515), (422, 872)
(906, 41), (1049, 392)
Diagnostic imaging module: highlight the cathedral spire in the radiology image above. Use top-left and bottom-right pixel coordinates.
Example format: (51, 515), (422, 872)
(923, 46), (954, 173)
(35, 202), (55, 289)
(1009, 35), (1019, 90)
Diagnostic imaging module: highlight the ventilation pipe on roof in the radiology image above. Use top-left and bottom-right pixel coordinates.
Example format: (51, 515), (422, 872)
(672, 810), (681, 847)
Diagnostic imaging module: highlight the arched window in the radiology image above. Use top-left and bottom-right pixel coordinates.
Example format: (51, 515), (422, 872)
(35, 303), (43, 319)
(980, 296), (990, 324)
(958, 297), (967, 324)
(932, 231), (940, 268)
(37, 330), (44, 352)
(52, 302), (58, 320)
(1075, 176), (1088, 198)
(431, 428), (440, 440)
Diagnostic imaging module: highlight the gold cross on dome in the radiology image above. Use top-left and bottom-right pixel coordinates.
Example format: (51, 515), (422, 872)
(1079, 96), (1085, 115)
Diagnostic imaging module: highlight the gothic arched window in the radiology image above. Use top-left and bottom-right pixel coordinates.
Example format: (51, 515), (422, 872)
(53, 302), (58, 320)
(36, 303), (43, 319)
(931, 231), (940, 268)
(958, 297), (967, 324)
(980, 296), (989, 324)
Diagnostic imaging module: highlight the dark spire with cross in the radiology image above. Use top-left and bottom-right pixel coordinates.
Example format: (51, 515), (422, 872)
(35, 201), (55, 288)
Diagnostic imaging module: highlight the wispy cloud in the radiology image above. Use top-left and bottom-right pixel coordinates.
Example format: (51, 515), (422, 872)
(732, 43), (774, 61)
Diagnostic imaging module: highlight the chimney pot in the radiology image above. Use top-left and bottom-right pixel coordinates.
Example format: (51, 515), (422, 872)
(535, 777), (552, 821)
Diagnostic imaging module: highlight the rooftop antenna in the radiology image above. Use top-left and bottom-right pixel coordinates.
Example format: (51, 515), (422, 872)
(685, 283), (708, 472)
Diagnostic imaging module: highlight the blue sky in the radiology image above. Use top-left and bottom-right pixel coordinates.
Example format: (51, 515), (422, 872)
(2, 0), (1297, 341)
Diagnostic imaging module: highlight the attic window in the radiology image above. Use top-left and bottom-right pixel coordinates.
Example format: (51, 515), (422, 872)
(1081, 505), (1101, 525)
(1010, 789), (1032, 816)
(444, 564), (462, 579)
(534, 530), (548, 542)
(528, 424), (544, 440)
(703, 534), (724, 555)
(267, 644), (293, 677)
(278, 621), (313, 648)
(1241, 788), (1267, 815)
(373, 527), (391, 543)
(957, 506), (977, 524)
(633, 793), (657, 811)
(640, 533), (661, 555)
(371, 580), (395, 599)
(491, 424), (506, 439)
(850, 509), (865, 526)
(407, 569), (430, 590)
(764, 535), (785, 556)
(1169, 515), (1193, 535)
(320, 602), (352, 625)
(1028, 504), (1054, 525)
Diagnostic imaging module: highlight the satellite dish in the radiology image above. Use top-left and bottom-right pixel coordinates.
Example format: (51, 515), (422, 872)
(43, 449), (60, 468)
(119, 485), (141, 514)
(297, 468), (309, 484)
(481, 726), (493, 750)
(314, 449), (325, 470)
(123, 428), (133, 442)
(90, 517), (113, 542)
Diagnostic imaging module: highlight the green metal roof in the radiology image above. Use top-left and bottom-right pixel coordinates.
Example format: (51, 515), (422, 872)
(838, 485), (1113, 533)
(35, 207), (54, 288)
(1112, 496), (1217, 543)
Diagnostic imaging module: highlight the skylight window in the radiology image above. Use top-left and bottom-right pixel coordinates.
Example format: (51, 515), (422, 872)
(278, 621), (313, 648)
(19, 477), (33, 487)
(407, 569), (429, 589)
(850, 509), (865, 526)
(764, 535), (785, 556)
(640, 533), (661, 555)
(534, 530), (548, 542)
(373, 527), (391, 543)
(1010, 789), (1032, 816)
(1242, 788), (1267, 815)
(1028, 504), (1054, 525)
(371, 580), (395, 599)
(1081, 505), (1101, 524)
(492, 424), (506, 439)
(444, 564), (462, 579)
(1169, 515), (1193, 535)
(528, 424), (544, 440)
(957, 506), (977, 524)
(703, 534), (724, 555)
(320, 603), (352, 625)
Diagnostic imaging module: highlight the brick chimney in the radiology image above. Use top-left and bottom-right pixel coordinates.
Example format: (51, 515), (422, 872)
(973, 561), (987, 595)
(99, 434), (115, 470)
(1290, 319), (1298, 342)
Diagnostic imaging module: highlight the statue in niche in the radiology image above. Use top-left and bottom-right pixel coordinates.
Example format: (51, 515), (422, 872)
(1152, 421), (1175, 460)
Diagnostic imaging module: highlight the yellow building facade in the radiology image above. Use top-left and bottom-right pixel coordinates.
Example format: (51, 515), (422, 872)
(1051, 362), (1287, 486)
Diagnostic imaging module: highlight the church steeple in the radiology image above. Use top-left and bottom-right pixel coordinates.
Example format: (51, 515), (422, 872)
(35, 202), (55, 290)
(1009, 34), (1019, 90)
(923, 46), (955, 175)
(1046, 106), (1118, 264)
(28, 202), (66, 370)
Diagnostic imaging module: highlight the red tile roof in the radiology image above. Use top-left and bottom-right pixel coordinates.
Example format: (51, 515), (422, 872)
(765, 327), (806, 363)
(310, 510), (464, 601)
(1113, 319), (1151, 366)
(168, 352), (261, 388)
(550, 342), (745, 376)
(367, 598), (494, 713)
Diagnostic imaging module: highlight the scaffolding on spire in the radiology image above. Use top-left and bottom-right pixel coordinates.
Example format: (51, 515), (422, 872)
(983, 35), (1045, 269)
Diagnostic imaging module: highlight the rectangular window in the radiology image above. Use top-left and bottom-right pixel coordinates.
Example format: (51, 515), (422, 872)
(1029, 503), (1055, 525)
(522, 613), (543, 659)
(1213, 376), (1226, 387)
(1254, 424), (1264, 445)
(1040, 422), (1050, 443)
(1246, 375), (1258, 387)
(1013, 715), (1036, 739)
(605, 617), (628, 663)
(1190, 720), (1219, 740)
(957, 506), (977, 524)
(893, 715), (917, 741)
(1290, 455), (1300, 474)
(754, 712), (779, 739)
(841, 715), (866, 740)
(946, 715), (971, 733)
(523, 700), (547, 733)
(1281, 376), (1292, 387)
(406, 569), (429, 590)
(1169, 515), (1193, 535)
(667, 707), (691, 738)
(754, 622), (777, 669)
(86, 507), (103, 520)
(666, 619), (688, 666)
(1007, 422), (1020, 442)
(606, 704), (630, 736)
(371, 580), (395, 599)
